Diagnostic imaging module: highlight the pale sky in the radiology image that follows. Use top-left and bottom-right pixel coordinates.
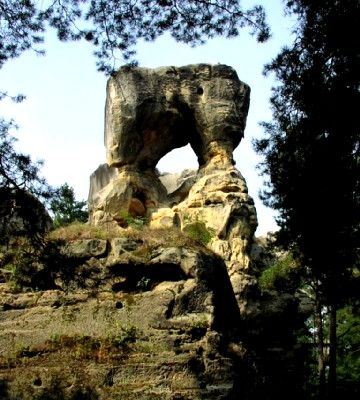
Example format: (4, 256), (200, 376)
(0, 0), (294, 236)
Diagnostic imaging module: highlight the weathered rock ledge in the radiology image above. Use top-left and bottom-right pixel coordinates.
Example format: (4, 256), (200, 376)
(0, 235), (252, 399)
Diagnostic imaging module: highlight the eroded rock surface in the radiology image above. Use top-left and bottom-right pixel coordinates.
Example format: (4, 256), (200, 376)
(0, 65), (302, 400)
(105, 64), (249, 170)
(89, 63), (257, 315)
(0, 237), (248, 399)
(89, 64), (250, 225)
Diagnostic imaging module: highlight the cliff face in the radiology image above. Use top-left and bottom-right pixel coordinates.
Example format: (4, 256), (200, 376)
(0, 65), (263, 399)
(0, 233), (253, 399)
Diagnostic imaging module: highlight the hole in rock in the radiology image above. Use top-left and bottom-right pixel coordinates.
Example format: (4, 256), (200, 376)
(115, 301), (123, 309)
(197, 87), (204, 95)
(156, 144), (198, 174)
(110, 263), (187, 293)
(33, 378), (42, 386)
(190, 327), (207, 341)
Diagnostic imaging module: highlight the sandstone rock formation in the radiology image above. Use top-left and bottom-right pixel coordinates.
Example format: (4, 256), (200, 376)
(104, 64), (249, 171)
(0, 65), (303, 399)
(0, 235), (250, 399)
(89, 63), (257, 313)
(89, 64), (250, 224)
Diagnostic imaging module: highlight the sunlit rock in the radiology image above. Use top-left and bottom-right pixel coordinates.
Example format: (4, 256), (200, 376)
(88, 63), (257, 313)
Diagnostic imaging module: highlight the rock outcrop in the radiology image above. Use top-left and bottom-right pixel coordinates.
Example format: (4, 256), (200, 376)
(89, 64), (251, 225)
(89, 64), (257, 313)
(0, 64), (304, 399)
(0, 235), (251, 399)
(104, 64), (249, 171)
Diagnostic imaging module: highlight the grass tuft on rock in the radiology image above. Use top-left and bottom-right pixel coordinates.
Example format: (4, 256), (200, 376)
(47, 222), (124, 241)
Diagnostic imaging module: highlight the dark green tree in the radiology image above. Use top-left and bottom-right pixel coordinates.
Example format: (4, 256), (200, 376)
(50, 183), (88, 228)
(0, 116), (52, 245)
(255, 0), (360, 397)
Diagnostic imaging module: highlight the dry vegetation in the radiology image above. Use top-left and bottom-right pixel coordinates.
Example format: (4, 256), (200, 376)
(47, 222), (124, 241)
(47, 222), (208, 251)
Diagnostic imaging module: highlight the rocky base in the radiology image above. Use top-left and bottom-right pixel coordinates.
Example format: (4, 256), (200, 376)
(0, 235), (249, 400)
(89, 164), (258, 315)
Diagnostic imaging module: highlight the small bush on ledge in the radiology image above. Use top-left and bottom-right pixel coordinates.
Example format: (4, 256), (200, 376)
(183, 221), (215, 246)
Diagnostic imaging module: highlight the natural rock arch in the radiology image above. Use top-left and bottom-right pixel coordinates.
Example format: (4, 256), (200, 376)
(89, 64), (251, 223)
(104, 64), (250, 172)
(156, 144), (198, 176)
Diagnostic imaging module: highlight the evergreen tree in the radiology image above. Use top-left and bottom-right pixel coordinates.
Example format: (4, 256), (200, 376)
(50, 183), (88, 228)
(255, 0), (360, 397)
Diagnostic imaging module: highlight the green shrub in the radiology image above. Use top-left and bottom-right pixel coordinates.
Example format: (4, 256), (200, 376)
(337, 305), (360, 383)
(118, 210), (147, 230)
(258, 253), (298, 292)
(110, 324), (138, 348)
(183, 221), (214, 246)
(50, 183), (88, 228)
(0, 240), (41, 290)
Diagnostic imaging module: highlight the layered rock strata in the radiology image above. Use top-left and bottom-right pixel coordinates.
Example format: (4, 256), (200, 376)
(0, 237), (249, 399)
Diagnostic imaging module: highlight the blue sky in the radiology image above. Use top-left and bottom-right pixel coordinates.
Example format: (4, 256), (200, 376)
(1, 0), (294, 235)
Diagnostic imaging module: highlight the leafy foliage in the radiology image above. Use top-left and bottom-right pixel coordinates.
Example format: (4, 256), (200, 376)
(336, 304), (360, 384)
(0, 0), (44, 69)
(183, 220), (214, 246)
(50, 183), (88, 228)
(300, 299), (360, 397)
(0, 119), (49, 197)
(0, 0), (269, 73)
(118, 209), (147, 230)
(258, 252), (299, 292)
(254, 2), (359, 392)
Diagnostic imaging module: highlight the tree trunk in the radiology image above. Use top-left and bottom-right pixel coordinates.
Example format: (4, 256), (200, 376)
(315, 298), (326, 398)
(327, 304), (337, 399)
